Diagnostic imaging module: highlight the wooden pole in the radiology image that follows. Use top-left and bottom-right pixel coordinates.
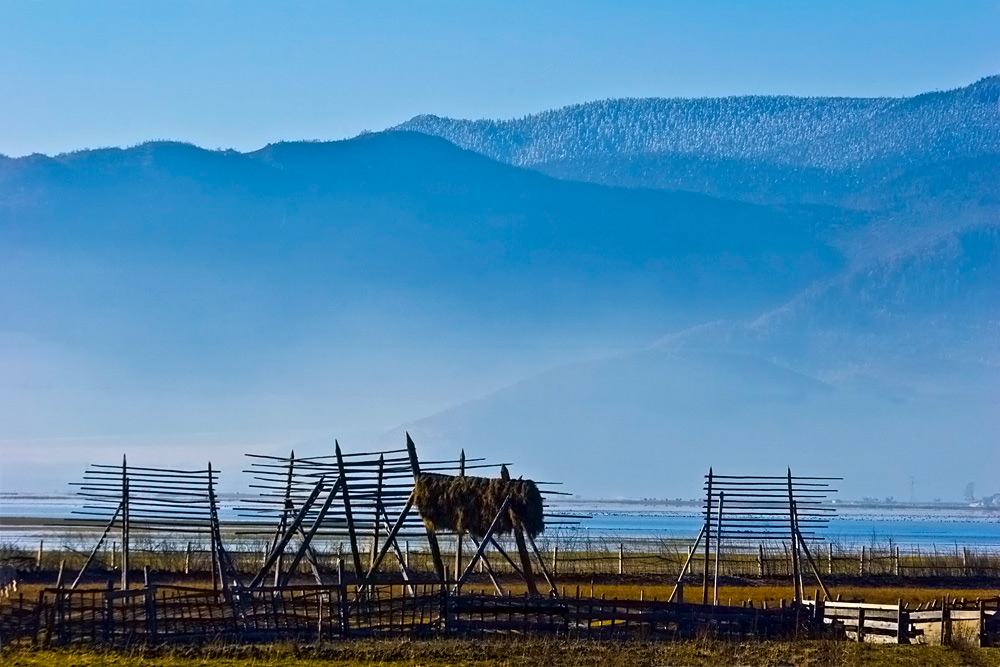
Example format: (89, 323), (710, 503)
(406, 434), (447, 584)
(501, 465), (538, 596)
(280, 476), (343, 586)
(670, 524), (705, 602)
(467, 536), (505, 596)
(526, 533), (558, 596)
(457, 495), (513, 587)
(71, 500), (123, 589)
(455, 449), (465, 592)
(702, 467), (713, 604)
(335, 441), (365, 579)
(363, 491), (416, 583)
(794, 522), (831, 600)
(121, 458), (129, 591)
(248, 478), (326, 587)
(713, 491), (724, 605)
(272, 450), (295, 586)
(786, 468), (801, 603)
(207, 461), (223, 590)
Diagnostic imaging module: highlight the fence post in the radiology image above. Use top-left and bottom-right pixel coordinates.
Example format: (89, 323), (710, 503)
(676, 582), (684, 604)
(338, 581), (349, 637)
(857, 606), (865, 642)
(963, 548), (969, 578)
(145, 584), (158, 639)
(941, 600), (951, 645)
(440, 585), (451, 636)
(859, 547), (865, 577)
(758, 544), (765, 578)
(184, 542), (192, 575)
(978, 599), (986, 647)
(896, 599), (909, 644)
(893, 546), (900, 577)
(103, 580), (114, 641)
(36, 540), (44, 569)
(828, 543), (833, 575)
(552, 546), (558, 577)
(619, 543), (624, 575)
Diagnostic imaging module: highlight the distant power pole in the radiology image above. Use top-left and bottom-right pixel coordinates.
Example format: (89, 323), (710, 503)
(909, 477), (915, 504)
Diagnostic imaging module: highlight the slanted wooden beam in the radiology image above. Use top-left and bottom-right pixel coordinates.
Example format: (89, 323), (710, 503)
(248, 478), (325, 587)
(526, 533), (559, 597)
(670, 523), (705, 602)
(457, 494), (512, 587)
(71, 500), (122, 589)
(280, 476), (343, 586)
(793, 500), (831, 600)
(363, 491), (415, 582)
(407, 434), (447, 584)
(469, 536), (506, 596)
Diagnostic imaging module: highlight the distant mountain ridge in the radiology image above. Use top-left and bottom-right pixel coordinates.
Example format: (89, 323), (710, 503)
(395, 76), (1000, 206)
(1, 96), (997, 498)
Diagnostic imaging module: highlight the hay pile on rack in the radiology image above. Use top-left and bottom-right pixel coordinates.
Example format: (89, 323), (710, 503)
(414, 473), (544, 538)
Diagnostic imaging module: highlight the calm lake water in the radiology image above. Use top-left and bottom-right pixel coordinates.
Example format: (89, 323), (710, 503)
(3, 495), (1000, 551)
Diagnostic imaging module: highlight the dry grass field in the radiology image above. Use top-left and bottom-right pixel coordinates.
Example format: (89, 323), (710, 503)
(3, 637), (1000, 667)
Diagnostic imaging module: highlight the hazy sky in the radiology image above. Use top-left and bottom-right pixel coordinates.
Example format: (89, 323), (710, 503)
(2, 0), (997, 157)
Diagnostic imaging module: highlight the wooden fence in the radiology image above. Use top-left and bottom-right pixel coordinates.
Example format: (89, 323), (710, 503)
(803, 598), (1000, 646)
(2, 583), (819, 646)
(4, 583), (998, 648)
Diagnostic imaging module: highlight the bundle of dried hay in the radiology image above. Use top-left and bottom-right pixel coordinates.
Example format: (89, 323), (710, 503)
(414, 473), (544, 538)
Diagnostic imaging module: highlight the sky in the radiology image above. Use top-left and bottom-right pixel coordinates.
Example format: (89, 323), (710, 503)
(2, 0), (998, 157)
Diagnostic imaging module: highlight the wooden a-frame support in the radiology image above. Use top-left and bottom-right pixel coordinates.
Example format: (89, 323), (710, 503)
(249, 477), (331, 587)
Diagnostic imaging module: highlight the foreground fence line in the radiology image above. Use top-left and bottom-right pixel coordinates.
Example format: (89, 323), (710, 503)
(2, 583), (997, 647)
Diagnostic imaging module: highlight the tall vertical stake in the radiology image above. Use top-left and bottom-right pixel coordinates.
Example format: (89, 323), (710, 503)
(702, 467), (713, 604)
(455, 449), (465, 593)
(121, 455), (129, 590)
(787, 468), (801, 603)
(406, 433), (447, 584)
(336, 441), (365, 580)
(501, 465), (538, 596)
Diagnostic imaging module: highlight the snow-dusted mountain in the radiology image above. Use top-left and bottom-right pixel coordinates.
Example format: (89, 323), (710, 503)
(396, 76), (1000, 207)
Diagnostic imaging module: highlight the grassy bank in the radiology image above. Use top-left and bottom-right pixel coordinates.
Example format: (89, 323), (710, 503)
(3, 638), (1000, 667)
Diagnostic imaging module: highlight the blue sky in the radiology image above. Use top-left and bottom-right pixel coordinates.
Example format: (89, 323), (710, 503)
(2, 0), (997, 157)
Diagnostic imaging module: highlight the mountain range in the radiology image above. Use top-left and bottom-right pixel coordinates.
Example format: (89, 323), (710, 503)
(1, 76), (997, 499)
